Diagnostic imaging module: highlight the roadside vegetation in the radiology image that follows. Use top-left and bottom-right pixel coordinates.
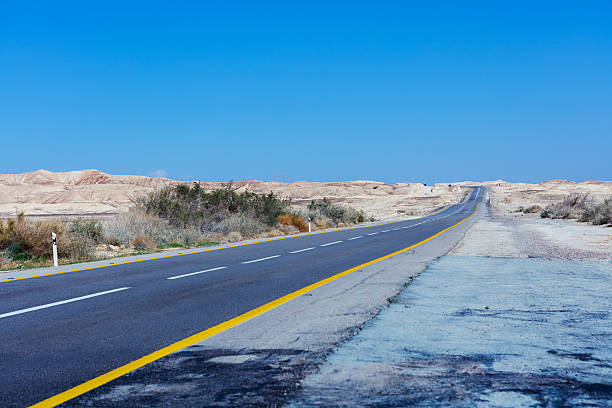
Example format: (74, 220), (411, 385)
(0, 183), (369, 270)
(514, 205), (542, 214)
(539, 193), (612, 225)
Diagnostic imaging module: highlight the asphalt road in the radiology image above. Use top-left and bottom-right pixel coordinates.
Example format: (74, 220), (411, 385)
(0, 187), (482, 407)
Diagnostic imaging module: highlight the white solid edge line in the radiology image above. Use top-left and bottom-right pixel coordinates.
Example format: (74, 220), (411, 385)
(0, 287), (131, 319)
(167, 266), (227, 280)
(289, 247), (315, 254)
(242, 255), (281, 264)
(320, 241), (343, 247)
(347, 236), (363, 240)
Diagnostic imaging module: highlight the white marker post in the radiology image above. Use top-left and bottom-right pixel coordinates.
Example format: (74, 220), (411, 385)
(51, 232), (58, 267)
(308, 217), (311, 233)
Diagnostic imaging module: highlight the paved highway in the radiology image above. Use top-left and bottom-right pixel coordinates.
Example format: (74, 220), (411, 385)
(0, 187), (482, 407)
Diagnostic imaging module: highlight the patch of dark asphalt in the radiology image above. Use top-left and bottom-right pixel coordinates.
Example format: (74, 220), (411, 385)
(62, 347), (318, 407)
(290, 353), (612, 407)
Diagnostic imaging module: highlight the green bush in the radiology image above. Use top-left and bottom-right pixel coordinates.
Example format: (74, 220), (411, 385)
(70, 218), (105, 244)
(307, 198), (366, 226)
(138, 183), (291, 231)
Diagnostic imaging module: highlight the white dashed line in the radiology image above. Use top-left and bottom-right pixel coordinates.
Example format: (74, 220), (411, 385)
(242, 255), (281, 264)
(0, 287), (131, 319)
(289, 247), (315, 254)
(367, 232), (379, 236)
(347, 236), (363, 240)
(320, 241), (343, 247)
(381, 230), (391, 233)
(167, 266), (227, 280)
(392, 228), (402, 231)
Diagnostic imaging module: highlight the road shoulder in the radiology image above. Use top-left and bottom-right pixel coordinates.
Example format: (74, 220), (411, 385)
(289, 208), (612, 407)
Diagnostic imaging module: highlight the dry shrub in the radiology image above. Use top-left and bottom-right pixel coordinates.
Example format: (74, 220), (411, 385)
(277, 223), (299, 235)
(523, 205), (542, 214)
(313, 218), (329, 229)
(580, 197), (612, 225)
(0, 219), (17, 248)
(226, 231), (243, 243)
(203, 214), (266, 238)
(265, 228), (285, 237)
(541, 193), (591, 219)
(277, 214), (292, 226)
(278, 214), (308, 232)
(13, 215), (93, 259)
(307, 198), (365, 226)
(103, 208), (168, 246)
(291, 216), (307, 232)
(103, 208), (206, 247)
(132, 236), (156, 251)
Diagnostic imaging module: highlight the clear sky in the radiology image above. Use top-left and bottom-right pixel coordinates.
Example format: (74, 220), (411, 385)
(1, 1), (611, 184)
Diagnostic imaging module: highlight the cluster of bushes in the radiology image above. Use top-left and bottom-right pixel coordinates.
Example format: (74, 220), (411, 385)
(0, 210), (213, 266)
(540, 194), (590, 220)
(136, 183), (290, 236)
(137, 183), (370, 236)
(579, 197), (612, 225)
(0, 214), (104, 262)
(540, 194), (612, 225)
(102, 208), (207, 248)
(306, 198), (370, 227)
(1, 184), (370, 268)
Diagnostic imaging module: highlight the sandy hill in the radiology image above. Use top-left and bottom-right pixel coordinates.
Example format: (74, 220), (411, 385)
(485, 179), (612, 213)
(0, 170), (610, 219)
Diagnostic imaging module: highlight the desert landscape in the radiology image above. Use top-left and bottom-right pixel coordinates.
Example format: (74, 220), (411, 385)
(4, 4), (612, 406)
(2, 169), (611, 220)
(0, 169), (466, 219)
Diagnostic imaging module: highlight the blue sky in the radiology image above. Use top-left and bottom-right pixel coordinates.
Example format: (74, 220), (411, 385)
(1, 1), (610, 184)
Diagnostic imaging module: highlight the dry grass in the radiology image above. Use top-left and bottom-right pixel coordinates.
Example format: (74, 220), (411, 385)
(103, 208), (205, 247)
(132, 236), (157, 251)
(10, 214), (93, 260)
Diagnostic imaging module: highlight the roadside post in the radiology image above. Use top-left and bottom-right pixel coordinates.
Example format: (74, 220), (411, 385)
(52, 232), (58, 267)
(308, 217), (311, 233)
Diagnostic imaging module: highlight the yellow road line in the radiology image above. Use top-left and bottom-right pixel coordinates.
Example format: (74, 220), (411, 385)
(29, 202), (479, 408)
(1, 204), (452, 285)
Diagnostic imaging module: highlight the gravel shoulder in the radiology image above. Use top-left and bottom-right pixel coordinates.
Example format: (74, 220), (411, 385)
(451, 209), (611, 260)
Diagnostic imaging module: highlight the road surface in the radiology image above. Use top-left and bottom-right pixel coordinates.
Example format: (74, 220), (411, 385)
(0, 187), (482, 407)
